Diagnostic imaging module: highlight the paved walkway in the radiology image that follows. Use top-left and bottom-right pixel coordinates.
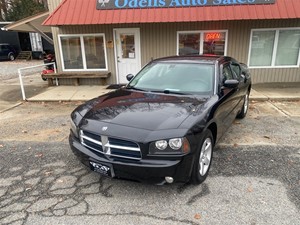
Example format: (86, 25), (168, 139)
(250, 84), (300, 101)
(1, 83), (299, 113)
(26, 84), (300, 102)
(28, 85), (111, 102)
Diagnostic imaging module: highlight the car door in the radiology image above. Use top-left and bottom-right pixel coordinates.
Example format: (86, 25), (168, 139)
(230, 62), (249, 111)
(1, 45), (10, 59)
(216, 63), (240, 131)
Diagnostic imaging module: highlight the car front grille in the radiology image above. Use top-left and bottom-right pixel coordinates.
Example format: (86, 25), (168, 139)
(79, 130), (141, 160)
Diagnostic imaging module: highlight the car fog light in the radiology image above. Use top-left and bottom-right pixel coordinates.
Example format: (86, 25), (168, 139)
(155, 140), (168, 150)
(165, 176), (174, 183)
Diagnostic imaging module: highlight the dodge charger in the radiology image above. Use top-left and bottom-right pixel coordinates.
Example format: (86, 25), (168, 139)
(69, 55), (251, 185)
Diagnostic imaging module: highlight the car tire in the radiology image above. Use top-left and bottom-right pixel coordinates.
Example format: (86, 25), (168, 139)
(190, 130), (214, 185)
(8, 53), (15, 61)
(237, 91), (250, 119)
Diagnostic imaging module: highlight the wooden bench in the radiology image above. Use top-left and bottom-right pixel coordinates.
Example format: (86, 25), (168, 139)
(41, 72), (111, 86)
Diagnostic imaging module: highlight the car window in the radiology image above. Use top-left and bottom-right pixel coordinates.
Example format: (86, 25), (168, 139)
(2, 45), (8, 50)
(222, 64), (234, 83)
(128, 62), (214, 95)
(231, 64), (243, 80)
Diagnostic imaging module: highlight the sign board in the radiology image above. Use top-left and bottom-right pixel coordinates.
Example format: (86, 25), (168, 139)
(97, 0), (276, 10)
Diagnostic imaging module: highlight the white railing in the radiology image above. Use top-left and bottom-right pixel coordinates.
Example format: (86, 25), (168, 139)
(18, 62), (57, 100)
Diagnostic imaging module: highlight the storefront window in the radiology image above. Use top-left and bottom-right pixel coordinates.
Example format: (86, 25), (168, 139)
(275, 30), (300, 66)
(84, 36), (106, 69)
(61, 37), (83, 69)
(203, 32), (226, 55)
(178, 31), (227, 56)
(178, 33), (200, 55)
(249, 28), (300, 67)
(249, 31), (275, 67)
(59, 34), (107, 71)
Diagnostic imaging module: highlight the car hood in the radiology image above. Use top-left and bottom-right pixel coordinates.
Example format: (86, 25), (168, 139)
(80, 89), (209, 131)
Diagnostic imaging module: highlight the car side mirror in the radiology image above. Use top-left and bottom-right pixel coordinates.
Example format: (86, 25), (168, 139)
(241, 72), (248, 83)
(126, 74), (134, 81)
(223, 79), (239, 89)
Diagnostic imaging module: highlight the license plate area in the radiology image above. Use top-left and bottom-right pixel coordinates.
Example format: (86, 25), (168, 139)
(89, 161), (114, 178)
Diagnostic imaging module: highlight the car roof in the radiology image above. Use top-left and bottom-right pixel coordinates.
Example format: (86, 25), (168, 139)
(151, 55), (233, 65)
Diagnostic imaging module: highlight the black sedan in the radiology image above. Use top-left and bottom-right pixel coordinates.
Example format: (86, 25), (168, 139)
(0, 43), (17, 61)
(69, 55), (251, 185)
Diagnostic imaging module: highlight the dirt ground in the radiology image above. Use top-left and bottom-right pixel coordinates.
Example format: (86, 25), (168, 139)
(0, 100), (299, 147)
(0, 100), (299, 225)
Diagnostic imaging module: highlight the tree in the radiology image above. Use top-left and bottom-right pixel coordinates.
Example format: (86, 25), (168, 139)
(0, 0), (8, 21)
(1, 0), (48, 22)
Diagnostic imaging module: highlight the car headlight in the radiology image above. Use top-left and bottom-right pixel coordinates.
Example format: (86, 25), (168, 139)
(169, 138), (182, 150)
(155, 140), (168, 150)
(150, 137), (190, 155)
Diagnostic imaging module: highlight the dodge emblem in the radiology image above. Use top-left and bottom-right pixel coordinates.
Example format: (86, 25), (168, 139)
(102, 126), (108, 131)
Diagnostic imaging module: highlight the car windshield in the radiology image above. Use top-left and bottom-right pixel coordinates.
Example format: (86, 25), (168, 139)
(127, 62), (214, 95)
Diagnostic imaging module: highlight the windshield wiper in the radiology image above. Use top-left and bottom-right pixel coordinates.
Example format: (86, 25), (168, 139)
(151, 89), (188, 95)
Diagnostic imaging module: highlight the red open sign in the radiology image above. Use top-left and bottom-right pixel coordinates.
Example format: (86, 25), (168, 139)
(205, 33), (221, 40)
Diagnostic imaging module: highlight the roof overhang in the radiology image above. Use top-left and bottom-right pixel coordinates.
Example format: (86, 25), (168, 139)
(2, 11), (53, 45)
(0, 22), (13, 25)
(43, 0), (300, 26)
(3, 11), (51, 33)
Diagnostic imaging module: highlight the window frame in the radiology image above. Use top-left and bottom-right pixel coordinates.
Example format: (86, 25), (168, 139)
(248, 28), (300, 69)
(58, 33), (108, 72)
(176, 30), (228, 56)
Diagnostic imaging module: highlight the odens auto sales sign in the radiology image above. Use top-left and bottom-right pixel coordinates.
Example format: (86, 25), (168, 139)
(97, 0), (276, 10)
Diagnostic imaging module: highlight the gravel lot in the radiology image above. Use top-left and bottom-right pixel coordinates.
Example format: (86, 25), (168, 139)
(0, 60), (299, 224)
(0, 60), (44, 81)
(0, 101), (299, 225)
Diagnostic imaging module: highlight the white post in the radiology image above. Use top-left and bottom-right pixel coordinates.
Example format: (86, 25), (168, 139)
(17, 62), (57, 100)
(18, 69), (26, 100)
(53, 63), (58, 86)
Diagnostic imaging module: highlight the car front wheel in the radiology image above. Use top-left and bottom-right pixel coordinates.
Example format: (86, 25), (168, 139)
(9, 53), (15, 61)
(190, 130), (214, 185)
(237, 91), (249, 119)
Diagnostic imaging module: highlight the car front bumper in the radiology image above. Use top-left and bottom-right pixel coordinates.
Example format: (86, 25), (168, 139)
(69, 133), (195, 184)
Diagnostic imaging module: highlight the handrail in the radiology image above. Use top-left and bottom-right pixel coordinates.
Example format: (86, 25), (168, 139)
(18, 62), (57, 100)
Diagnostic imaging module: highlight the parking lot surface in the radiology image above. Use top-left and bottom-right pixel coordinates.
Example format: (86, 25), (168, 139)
(0, 100), (299, 225)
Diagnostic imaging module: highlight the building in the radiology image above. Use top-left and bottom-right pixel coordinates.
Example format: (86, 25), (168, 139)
(1, 12), (54, 59)
(43, 0), (300, 85)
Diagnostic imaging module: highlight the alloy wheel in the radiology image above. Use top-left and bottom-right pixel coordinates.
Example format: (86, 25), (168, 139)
(199, 137), (212, 176)
(244, 93), (249, 114)
(9, 54), (15, 61)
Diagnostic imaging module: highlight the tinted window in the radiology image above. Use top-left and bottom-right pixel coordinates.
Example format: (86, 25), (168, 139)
(129, 62), (214, 95)
(222, 64), (234, 83)
(0, 45), (7, 51)
(231, 64), (242, 80)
